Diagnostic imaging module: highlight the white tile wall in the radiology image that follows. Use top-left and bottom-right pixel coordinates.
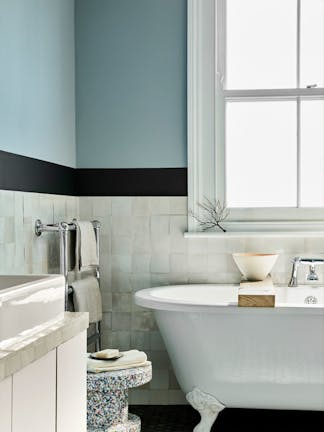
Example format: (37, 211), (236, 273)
(79, 196), (324, 404)
(2, 191), (324, 405)
(0, 190), (78, 275)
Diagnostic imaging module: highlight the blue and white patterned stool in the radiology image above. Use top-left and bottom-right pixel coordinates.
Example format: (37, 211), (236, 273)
(87, 363), (152, 432)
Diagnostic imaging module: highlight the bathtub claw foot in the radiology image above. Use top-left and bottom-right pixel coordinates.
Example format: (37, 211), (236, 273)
(186, 387), (225, 432)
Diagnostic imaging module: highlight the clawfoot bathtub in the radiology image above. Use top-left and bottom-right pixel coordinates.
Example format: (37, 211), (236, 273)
(135, 284), (324, 431)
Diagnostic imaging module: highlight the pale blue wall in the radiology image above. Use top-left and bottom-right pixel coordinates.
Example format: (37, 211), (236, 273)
(0, 0), (76, 167)
(76, 0), (187, 168)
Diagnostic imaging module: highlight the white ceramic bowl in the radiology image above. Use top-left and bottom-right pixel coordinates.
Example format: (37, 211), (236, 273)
(232, 253), (278, 281)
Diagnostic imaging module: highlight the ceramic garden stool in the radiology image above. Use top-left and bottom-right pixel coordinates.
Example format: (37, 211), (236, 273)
(87, 363), (152, 432)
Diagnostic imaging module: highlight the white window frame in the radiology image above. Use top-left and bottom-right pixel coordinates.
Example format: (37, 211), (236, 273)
(187, 0), (324, 233)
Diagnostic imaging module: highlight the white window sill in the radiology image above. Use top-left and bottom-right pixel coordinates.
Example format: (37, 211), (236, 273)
(185, 221), (324, 238)
(185, 231), (324, 238)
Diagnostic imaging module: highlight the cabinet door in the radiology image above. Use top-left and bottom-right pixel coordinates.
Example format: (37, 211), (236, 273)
(57, 331), (87, 432)
(12, 350), (56, 432)
(0, 376), (12, 432)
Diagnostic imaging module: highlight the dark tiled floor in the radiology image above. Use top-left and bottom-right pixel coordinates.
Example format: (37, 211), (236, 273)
(131, 405), (324, 432)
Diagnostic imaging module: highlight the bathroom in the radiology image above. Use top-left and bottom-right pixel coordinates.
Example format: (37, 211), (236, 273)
(0, 0), (324, 431)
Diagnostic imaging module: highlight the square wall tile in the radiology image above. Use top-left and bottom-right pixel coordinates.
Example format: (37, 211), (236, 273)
(112, 197), (132, 216)
(132, 198), (151, 216)
(150, 254), (170, 273)
(112, 293), (132, 312)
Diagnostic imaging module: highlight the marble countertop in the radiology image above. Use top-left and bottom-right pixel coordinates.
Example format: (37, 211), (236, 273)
(0, 312), (89, 382)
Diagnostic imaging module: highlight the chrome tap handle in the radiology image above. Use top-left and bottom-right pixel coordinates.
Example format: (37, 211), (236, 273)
(289, 257), (324, 287)
(307, 264), (319, 281)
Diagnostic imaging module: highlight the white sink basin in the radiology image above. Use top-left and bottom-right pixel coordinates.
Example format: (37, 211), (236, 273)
(0, 275), (65, 343)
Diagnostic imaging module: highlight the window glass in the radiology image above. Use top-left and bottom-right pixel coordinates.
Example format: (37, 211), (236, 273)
(226, 101), (297, 207)
(300, 0), (324, 88)
(300, 100), (324, 207)
(226, 0), (297, 89)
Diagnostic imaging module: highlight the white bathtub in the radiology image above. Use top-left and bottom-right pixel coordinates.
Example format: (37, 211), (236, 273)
(135, 284), (324, 431)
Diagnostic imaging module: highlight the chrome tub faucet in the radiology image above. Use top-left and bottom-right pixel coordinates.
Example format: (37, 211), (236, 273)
(288, 257), (324, 287)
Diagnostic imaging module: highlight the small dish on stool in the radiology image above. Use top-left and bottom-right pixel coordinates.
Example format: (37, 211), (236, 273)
(90, 353), (123, 361)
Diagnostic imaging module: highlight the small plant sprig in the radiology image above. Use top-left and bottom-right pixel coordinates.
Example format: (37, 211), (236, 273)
(189, 197), (230, 232)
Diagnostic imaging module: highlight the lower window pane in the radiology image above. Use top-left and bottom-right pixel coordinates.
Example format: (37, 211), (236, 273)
(300, 100), (324, 207)
(226, 101), (297, 207)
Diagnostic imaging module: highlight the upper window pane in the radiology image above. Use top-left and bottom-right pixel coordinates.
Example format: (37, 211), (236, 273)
(226, 0), (297, 90)
(300, 0), (324, 88)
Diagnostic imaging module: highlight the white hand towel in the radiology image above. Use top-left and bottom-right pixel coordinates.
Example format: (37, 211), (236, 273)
(72, 276), (102, 323)
(75, 221), (99, 271)
(87, 350), (149, 373)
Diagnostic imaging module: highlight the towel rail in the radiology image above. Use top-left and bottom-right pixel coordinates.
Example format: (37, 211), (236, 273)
(34, 218), (102, 350)
(35, 219), (78, 235)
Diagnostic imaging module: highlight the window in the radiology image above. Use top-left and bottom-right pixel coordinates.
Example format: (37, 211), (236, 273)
(188, 0), (324, 231)
(224, 0), (324, 208)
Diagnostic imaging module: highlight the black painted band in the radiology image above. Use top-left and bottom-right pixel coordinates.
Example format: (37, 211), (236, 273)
(75, 168), (187, 196)
(0, 151), (187, 196)
(0, 150), (76, 195)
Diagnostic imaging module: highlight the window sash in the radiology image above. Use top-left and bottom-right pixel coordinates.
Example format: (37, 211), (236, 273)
(224, 88), (324, 101)
(220, 0), (324, 210)
(224, 96), (324, 209)
(221, 0), (324, 93)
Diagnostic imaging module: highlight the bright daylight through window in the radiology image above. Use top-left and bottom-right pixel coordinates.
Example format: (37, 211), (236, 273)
(222, 0), (324, 208)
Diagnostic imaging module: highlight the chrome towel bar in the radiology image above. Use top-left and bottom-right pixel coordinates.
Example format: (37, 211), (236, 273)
(34, 218), (102, 351)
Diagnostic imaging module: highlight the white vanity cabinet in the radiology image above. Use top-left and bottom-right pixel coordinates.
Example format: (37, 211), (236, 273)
(57, 331), (87, 432)
(0, 325), (88, 432)
(12, 350), (56, 432)
(0, 376), (12, 432)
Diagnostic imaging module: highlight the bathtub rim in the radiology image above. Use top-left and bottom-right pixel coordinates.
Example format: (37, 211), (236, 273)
(135, 284), (324, 315)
